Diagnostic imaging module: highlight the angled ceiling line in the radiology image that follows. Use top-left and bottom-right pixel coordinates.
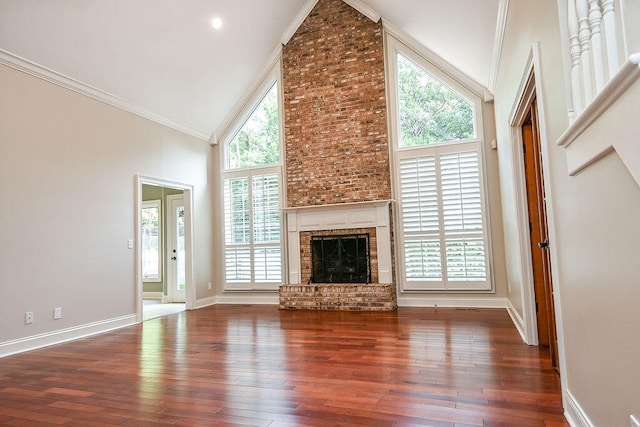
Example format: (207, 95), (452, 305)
(488, 0), (510, 96)
(0, 49), (210, 142)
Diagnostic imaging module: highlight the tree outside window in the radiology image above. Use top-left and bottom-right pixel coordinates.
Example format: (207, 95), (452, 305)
(397, 54), (474, 147)
(228, 83), (279, 169)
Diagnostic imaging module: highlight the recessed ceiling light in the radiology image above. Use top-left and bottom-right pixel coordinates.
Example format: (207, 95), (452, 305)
(211, 17), (223, 30)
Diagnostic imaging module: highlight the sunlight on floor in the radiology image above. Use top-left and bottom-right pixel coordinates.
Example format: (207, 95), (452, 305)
(143, 300), (185, 321)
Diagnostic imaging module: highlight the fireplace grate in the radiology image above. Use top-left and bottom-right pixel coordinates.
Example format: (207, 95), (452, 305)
(311, 233), (371, 283)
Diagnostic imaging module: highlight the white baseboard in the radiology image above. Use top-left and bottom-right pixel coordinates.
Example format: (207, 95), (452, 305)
(0, 314), (137, 358)
(215, 294), (280, 305)
(396, 295), (509, 309)
(204, 294), (508, 309)
(564, 389), (594, 427)
(196, 296), (217, 309)
(506, 299), (529, 344)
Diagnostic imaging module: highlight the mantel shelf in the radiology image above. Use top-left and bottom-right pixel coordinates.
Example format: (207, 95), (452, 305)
(283, 199), (394, 213)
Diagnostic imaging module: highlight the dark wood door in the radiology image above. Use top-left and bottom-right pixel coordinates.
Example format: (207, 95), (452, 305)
(522, 99), (559, 368)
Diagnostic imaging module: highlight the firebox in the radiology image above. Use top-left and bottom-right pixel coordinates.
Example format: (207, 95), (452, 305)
(310, 233), (371, 283)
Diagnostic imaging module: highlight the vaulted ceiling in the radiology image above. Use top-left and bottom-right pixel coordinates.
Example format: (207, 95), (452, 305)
(0, 0), (501, 142)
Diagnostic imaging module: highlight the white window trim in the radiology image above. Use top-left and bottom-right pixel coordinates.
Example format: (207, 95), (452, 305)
(218, 59), (284, 170)
(220, 60), (285, 291)
(385, 31), (494, 293)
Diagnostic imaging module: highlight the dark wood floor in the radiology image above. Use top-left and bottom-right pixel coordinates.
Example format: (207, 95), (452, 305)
(0, 305), (568, 426)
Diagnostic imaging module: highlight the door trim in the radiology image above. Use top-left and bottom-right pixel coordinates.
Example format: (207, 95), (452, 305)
(135, 175), (196, 322)
(166, 194), (186, 303)
(508, 42), (568, 406)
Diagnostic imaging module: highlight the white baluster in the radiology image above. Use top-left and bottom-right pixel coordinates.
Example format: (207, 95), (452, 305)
(569, 0), (584, 115)
(588, 0), (606, 89)
(601, 0), (620, 76)
(577, 0), (594, 102)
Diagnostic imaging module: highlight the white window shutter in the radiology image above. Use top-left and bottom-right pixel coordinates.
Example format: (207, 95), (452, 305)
(224, 173), (282, 288)
(399, 147), (489, 290)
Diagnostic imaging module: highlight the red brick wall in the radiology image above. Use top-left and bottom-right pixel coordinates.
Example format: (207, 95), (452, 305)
(283, 0), (391, 207)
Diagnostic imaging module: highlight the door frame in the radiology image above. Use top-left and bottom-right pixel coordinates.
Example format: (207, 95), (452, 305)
(135, 175), (195, 321)
(165, 193), (186, 303)
(521, 99), (558, 367)
(508, 43), (567, 400)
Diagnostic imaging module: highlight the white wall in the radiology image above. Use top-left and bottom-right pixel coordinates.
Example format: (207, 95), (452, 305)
(494, 0), (640, 425)
(0, 63), (215, 348)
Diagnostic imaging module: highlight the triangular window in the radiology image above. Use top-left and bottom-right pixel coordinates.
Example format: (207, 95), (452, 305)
(228, 82), (279, 169)
(397, 54), (475, 147)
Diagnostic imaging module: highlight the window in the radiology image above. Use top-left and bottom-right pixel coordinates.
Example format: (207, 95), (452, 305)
(390, 43), (491, 291)
(397, 54), (475, 146)
(221, 75), (283, 290)
(227, 83), (280, 169)
(141, 200), (162, 282)
(399, 144), (488, 289)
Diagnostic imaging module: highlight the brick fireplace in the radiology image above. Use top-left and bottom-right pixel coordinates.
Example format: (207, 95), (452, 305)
(278, 0), (396, 310)
(279, 201), (396, 310)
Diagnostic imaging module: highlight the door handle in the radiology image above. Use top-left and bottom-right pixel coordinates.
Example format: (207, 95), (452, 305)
(538, 239), (549, 249)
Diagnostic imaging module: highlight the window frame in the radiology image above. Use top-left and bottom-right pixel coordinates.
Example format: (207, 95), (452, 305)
(386, 33), (494, 292)
(395, 53), (478, 147)
(225, 81), (281, 171)
(220, 62), (285, 291)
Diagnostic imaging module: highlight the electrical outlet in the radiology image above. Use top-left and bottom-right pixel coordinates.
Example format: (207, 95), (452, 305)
(208, 282), (212, 290)
(631, 415), (640, 427)
(127, 239), (134, 249)
(25, 311), (33, 324)
(54, 307), (62, 320)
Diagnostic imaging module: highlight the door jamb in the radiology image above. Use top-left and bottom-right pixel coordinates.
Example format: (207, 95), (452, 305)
(509, 42), (568, 406)
(135, 175), (196, 322)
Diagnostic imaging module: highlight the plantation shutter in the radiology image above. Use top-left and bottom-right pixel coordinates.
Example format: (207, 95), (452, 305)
(440, 150), (487, 284)
(400, 156), (443, 282)
(224, 173), (282, 288)
(399, 145), (489, 290)
(252, 174), (282, 283)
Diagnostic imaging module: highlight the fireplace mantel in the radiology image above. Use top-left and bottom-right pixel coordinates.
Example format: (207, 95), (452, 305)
(284, 200), (394, 285)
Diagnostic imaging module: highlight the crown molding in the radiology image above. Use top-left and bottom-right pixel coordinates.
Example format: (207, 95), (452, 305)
(342, 0), (381, 22)
(487, 0), (509, 95)
(0, 49), (210, 142)
(282, 0), (319, 45)
(282, 0), (381, 46)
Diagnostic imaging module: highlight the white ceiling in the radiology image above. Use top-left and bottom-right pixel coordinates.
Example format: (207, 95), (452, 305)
(0, 0), (500, 142)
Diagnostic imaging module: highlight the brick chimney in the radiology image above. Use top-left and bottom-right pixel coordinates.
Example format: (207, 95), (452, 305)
(283, 0), (391, 208)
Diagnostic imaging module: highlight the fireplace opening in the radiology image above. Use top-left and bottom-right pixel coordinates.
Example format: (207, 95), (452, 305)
(311, 233), (371, 283)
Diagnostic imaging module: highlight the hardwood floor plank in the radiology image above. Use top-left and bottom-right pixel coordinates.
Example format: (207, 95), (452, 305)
(0, 306), (567, 426)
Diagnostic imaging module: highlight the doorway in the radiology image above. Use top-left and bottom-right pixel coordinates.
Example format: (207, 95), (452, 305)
(136, 176), (195, 323)
(521, 97), (559, 369)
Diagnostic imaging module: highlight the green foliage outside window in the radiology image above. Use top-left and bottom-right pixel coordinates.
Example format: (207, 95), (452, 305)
(228, 83), (280, 169)
(397, 54), (474, 146)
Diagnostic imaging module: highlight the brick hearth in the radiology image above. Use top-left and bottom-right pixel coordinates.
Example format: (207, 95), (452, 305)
(279, 284), (397, 311)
